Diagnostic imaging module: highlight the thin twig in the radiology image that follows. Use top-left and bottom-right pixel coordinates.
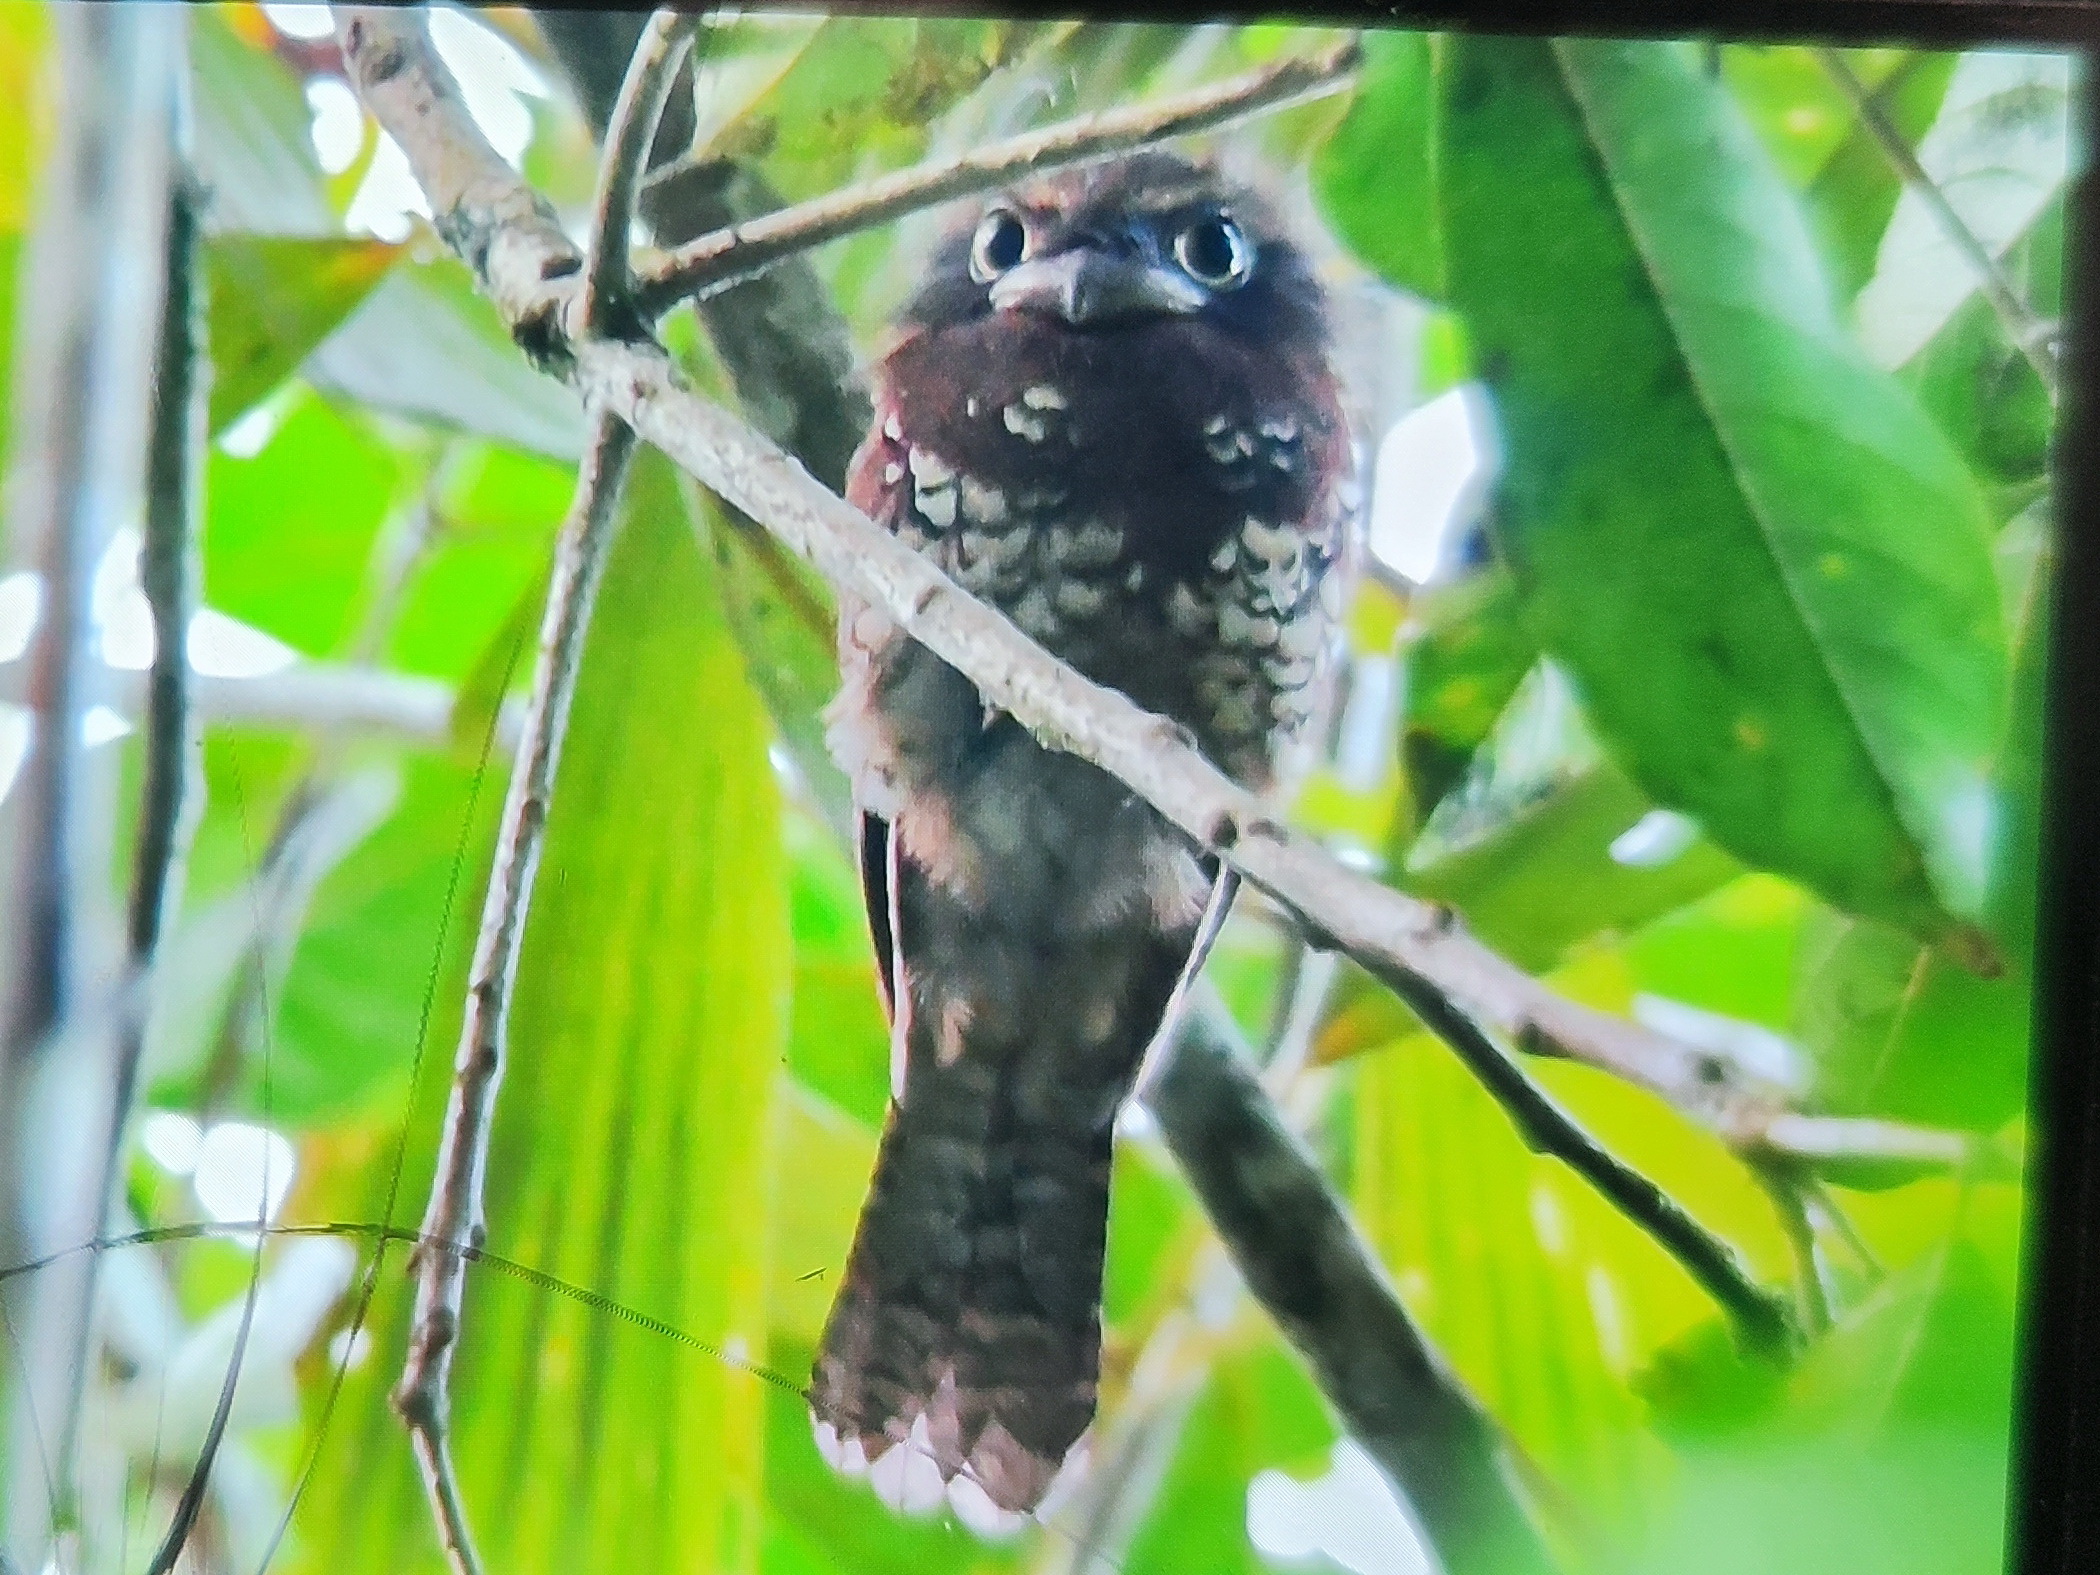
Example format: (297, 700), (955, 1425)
(581, 9), (697, 336)
(1152, 1010), (1559, 1575)
(333, 1), (1981, 1343)
(96, 89), (210, 1556)
(631, 35), (1362, 318)
(1816, 47), (2059, 391)
(388, 409), (636, 1575)
(1364, 959), (1798, 1352)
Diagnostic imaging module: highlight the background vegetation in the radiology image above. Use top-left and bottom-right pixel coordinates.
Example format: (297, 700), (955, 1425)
(0, 7), (2065, 1575)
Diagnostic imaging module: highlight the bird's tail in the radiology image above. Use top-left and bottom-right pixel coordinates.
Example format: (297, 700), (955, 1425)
(808, 916), (1191, 1530)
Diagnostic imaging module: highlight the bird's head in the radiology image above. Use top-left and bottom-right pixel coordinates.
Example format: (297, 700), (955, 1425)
(901, 150), (1329, 355)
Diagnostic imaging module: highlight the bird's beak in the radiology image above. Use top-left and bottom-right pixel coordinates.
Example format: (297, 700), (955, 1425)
(988, 247), (1207, 326)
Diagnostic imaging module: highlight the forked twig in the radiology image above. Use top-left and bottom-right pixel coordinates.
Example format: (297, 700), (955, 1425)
(582, 9), (698, 335)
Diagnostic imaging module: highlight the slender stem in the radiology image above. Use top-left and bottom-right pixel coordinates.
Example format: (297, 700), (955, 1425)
(631, 36), (1362, 318)
(1755, 1165), (1835, 1334)
(1816, 46), (2059, 392)
(389, 410), (637, 1575)
(582, 10), (698, 336)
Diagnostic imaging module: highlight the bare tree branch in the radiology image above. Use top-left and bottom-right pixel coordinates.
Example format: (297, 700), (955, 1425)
(1152, 1009), (1560, 1575)
(629, 36), (1363, 318)
(388, 408), (636, 1575)
(1816, 47), (2059, 391)
(582, 9), (698, 336)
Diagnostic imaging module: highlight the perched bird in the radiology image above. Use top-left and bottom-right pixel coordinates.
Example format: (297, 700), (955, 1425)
(812, 149), (1354, 1531)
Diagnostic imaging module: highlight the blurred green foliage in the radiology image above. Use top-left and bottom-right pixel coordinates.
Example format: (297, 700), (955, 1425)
(0, 7), (2061, 1575)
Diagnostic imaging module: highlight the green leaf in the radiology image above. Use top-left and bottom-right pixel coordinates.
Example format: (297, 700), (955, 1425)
(1395, 570), (1537, 824)
(1902, 195), (2061, 500)
(282, 454), (790, 1574)
(206, 235), (399, 432)
(308, 258), (589, 461)
(1792, 509), (2048, 1129)
(190, 6), (337, 237)
(1629, 1235), (2016, 1575)
(1429, 37), (2006, 942)
(1805, 53), (1958, 301)
(1720, 45), (1872, 187)
(1312, 30), (1444, 300)
(1353, 1037), (1698, 1539)
(1854, 51), (2070, 368)
(1405, 758), (1743, 974)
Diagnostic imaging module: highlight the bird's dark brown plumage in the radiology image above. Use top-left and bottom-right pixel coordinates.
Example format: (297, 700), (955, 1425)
(811, 150), (1353, 1530)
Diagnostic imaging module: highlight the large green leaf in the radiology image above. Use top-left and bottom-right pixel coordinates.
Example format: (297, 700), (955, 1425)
(1343, 37), (2007, 943)
(1354, 1035), (1687, 1549)
(203, 388), (404, 657)
(1792, 506), (2049, 1128)
(1631, 1232), (2017, 1575)
(309, 258), (589, 461)
(281, 454), (790, 1573)
(1406, 758), (1744, 974)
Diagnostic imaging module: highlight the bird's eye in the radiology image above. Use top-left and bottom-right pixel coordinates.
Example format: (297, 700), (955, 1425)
(970, 209), (1029, 283)
(1173, 215), (1255, 289)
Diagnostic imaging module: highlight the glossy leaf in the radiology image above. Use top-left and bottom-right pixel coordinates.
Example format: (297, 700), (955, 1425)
(1312, 30), (1444, 300)
(1403, 37), (2006, 941)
